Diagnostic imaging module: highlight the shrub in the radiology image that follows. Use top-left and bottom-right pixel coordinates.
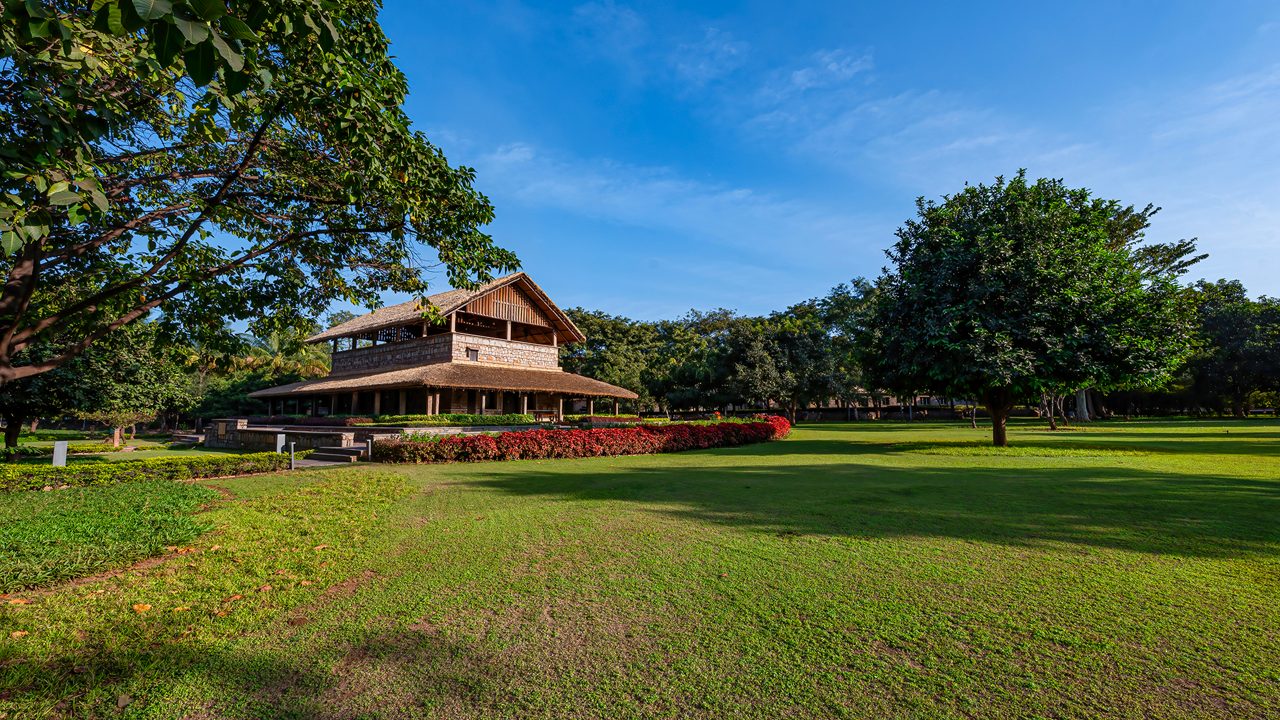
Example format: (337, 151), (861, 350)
(363, 413), (538, 427)
(570, 415), (642, 425)
(8, 442), (147, 458)
(248, 415), (373, 427)
(0, 451), (307, 493)
(373, 416), (790, 464)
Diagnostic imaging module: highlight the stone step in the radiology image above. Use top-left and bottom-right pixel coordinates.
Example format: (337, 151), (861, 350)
(316, 445), (364, 457)
(309, 452), (360, 463)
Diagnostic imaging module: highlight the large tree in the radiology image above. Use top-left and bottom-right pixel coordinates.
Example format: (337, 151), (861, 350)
(561, 308), (659, 410)
(0, 1), (516, 384)
(1186, 280), (1280, 416)
(865, 172), (1194, 446)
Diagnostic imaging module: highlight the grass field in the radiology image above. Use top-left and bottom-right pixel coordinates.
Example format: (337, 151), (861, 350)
(1, 420), (1277, 718)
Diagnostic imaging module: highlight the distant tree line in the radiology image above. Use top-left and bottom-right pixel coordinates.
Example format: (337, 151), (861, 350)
(562, 174), (1280, 445)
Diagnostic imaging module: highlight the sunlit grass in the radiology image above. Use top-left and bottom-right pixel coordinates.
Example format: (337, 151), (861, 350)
(1, 419), (1277, 718)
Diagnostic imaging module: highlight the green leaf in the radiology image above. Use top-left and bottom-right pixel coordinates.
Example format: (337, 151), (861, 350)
(173, 14), (210, 43)
(187, 0), (226, 22)
(25, 18), (51, 38)
(1, 231), (22, 255)
(218, 14), (257, 41)
(48, 189), (82, 206)
(224, 69), (252, 95)
(132, 0), (173, 20)
(151, 21), (183, 66)
(183, 40), (215, 86)
(208, 29), (242, 71)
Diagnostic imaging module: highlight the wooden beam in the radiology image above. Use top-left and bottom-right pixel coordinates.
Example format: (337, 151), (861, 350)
(373, 391), (381, 416)
(521, 393), (528, 415)
(350, 390), (359, 414)
(449, 313), (456, 333)
(557, 396), (564, 422)
(398, 390), (407, 415)
(588, 398), (594, 416)
(479, 391), (487, 415)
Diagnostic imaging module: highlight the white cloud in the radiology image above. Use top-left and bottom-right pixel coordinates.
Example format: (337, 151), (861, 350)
(672, 28), (749, 86)
(477, 142), (878, 261)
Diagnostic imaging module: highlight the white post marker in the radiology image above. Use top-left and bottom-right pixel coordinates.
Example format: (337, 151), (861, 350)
(289, 442), (296, 470)
(365, 438), (374, 461)
(276, 433), (287, 453)
(52, 440), (68, 467)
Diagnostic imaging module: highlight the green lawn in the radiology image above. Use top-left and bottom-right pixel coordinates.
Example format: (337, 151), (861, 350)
(1, 420), (1277, 718)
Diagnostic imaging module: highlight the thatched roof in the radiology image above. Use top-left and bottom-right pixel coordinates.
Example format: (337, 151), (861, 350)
(248, 362), (638, 399)
(307, 272), (585, 344)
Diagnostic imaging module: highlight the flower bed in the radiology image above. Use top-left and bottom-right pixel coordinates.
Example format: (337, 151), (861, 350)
(0, 452), (307, 493)
(373, 416), (791, 464)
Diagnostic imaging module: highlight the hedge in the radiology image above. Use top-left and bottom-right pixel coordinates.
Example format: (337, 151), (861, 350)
(373, 416), (791, 464)
(5, 442), (151, 458)
(360, 413), (538, 427)
(0, 452), (306, 493)
(248, 413), (540, 428)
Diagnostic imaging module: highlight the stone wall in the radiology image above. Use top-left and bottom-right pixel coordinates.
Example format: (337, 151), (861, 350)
(206, 418), (355, 451)
(450, 333), (559, 368)
(331, 335), (452, 374)
(329, 332), (558, 374)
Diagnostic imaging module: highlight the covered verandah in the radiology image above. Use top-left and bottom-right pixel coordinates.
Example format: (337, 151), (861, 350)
(249, 361), (637, 421)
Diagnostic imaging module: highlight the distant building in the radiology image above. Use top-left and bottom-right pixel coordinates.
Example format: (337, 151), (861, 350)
(250, 272), (636, 419)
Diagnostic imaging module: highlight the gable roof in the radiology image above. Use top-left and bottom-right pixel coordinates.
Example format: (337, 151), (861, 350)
(306, 272), (585, 344)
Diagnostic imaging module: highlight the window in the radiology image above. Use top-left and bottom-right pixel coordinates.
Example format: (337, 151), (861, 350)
(466, 348), (479, 361)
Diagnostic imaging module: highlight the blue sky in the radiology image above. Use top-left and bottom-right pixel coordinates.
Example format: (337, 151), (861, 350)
(374, 0), (1280, 319)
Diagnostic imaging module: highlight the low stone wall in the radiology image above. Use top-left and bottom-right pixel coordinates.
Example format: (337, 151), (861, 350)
(207, 419), (356, 451)
(205, 418), (522, 451)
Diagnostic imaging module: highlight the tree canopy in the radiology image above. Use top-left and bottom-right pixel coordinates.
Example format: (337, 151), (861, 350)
(0, 0), (516, 384)
(863, 172), (1195, 445)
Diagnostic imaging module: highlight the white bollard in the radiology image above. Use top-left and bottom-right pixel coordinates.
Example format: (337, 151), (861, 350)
(289, 442), (296, 470)
(52, 440), (68, 467)
(276, 433), (287, 453)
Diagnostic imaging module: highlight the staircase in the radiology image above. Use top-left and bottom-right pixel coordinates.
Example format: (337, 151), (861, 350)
(309, 446), (365, 463)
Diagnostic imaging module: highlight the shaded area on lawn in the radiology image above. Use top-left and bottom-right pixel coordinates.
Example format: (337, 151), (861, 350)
(470, 440), (1280, 559)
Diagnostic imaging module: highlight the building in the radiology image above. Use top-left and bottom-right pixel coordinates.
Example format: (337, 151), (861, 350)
(249, 272), (637, 420)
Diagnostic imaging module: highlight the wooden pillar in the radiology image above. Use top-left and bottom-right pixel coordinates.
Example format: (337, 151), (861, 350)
(350, 390), (359, 415)
(552, 330), (557, 347)
(436, 391), (443, 415)
(398, 390), (407, 415)
(479, 391), (487, 415)
(557, 396), (564, 422)
(330, 394), (338, 416)
(373, 391), (381, 416)
(506, 319), (512, 341)
(520, 393), (528, 414)
(332, 339), (338, 354)
(613, 399), (619, 415)
(588, 398), (595, 416)
(449, 313), (456, 333)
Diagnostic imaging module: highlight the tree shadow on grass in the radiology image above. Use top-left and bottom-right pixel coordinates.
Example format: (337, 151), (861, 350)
(4, 617), (504, 719)
(468, 449), (1280, 559)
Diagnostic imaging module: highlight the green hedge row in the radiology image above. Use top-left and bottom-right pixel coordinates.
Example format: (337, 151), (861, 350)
(359, 413), (539, 427)
(0, 452), (305, 493)
(5, 443), (142, 458)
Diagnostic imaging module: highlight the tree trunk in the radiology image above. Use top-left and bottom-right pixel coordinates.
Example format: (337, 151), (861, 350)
(1046, 394), (1058, 431)
(1075, 389), (1091, 422)
(3, 413), (24, 450)
(982, 389), (1013, 447)
(28, 418), (38, 433)
(112, 427), (123, 448)
(969, 404), (977, 430)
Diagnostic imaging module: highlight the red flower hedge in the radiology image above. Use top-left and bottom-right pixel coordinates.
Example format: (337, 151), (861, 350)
(373, 416), (790, 464)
